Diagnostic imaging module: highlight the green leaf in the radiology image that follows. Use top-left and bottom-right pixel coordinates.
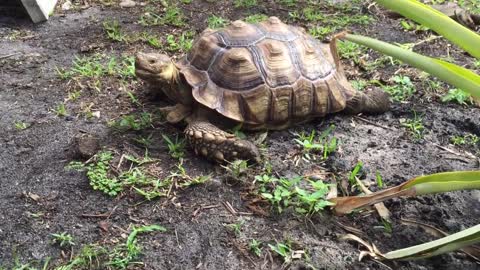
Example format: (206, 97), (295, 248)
(383, 224), (480, 260)
(373, 0), (480, 59)
(404, 171), (480, 195)
(342, 34), (480, 98)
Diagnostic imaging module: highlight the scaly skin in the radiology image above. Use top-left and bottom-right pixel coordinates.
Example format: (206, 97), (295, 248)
(184, 121), (261, 163)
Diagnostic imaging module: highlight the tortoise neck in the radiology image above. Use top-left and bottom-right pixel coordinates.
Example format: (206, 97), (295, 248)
(168, 65), (193, 106)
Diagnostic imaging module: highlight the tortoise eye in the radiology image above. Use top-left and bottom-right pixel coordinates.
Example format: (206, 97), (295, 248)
(149, 59), (156, 64)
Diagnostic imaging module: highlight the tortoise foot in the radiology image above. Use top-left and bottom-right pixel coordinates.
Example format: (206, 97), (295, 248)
(185, 121), (260, 163)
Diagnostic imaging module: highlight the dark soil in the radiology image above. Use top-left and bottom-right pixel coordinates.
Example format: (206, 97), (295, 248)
(1, 1), (479, 269)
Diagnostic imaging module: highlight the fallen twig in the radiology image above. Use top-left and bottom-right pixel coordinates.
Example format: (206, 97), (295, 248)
(0, 52), (21, 59)
(354, 116), (395, 131)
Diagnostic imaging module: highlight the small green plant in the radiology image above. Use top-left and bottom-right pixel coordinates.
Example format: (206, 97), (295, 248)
(87, 151), (123, 196)
(400, 19), (429, 31)
(54, 103), (68, 117)
(162, 134), (186, 159)
(103, 20), (128, 42)
(349, 161), (363, 186)
(278, 0), (297, 7)
(51, 232), (75, 248)
(222, 159), (249, 178)
(163, 6), (186, 26)
(207, 15), (228, 29)
(268, 241), (292, 263)
(351, 79), (368, 91)
(14, 121), (29, 130)
(226, 220), (244, 236)
(244, 14), (268, 23)
(294, 125), (337, 161)
(179, 175), (211, 188)
(66, 90), (81, 101)
(294, 180), (334, 214)
(441, 88), (472, 105)
(141, 32), (162, 48)
(302, 7), (324, 22)
(139, 5), (185, 26)
(249, 239), (262, 257)
(450, 133), (479, 146)
(376, 170), (384, 188)
(337, 40), (366, 64)
(308, 25), (335, 40)
(106, 225), (166, 268)
(382, 75), (416, 101)
(134, 134), (153, 148)
(110, 112), (153, 131)
(400, 112), (425, 140)
(234, 0), (257, 8)
(165, 32), (194, 52)
(257, 174), (333, 215)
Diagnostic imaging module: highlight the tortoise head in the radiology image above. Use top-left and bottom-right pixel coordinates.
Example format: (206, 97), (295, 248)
(135, 52), (178, 85)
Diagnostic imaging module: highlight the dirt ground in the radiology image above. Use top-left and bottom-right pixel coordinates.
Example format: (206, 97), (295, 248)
(1, 0), (479, 269)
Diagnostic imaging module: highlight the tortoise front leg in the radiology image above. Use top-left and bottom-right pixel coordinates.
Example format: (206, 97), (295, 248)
(185, 120), (260, 163)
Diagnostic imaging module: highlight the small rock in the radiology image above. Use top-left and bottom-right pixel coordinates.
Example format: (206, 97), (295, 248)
(120, 0), (136, 8)
(62, 0), (73, 10)
(73, 135), (100, 159)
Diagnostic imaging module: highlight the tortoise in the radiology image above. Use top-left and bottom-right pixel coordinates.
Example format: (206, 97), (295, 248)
(134, 17), (390, 163)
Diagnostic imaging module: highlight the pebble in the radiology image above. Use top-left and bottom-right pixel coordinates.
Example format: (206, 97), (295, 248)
(120, 0), (136, 8)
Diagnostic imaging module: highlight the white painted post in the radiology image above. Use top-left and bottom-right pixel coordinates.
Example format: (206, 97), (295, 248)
(20, 0), (58, 23)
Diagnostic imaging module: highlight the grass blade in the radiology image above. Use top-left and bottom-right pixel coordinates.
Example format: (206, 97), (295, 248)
(336, 33), (480, 98)
(373, 0), (480, 59)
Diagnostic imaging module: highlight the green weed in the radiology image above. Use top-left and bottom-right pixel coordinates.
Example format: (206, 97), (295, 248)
(103, 20), (129, 42)
(337, 40), (366, 64)
(441, 88), (472, 105)
(249, 239), (262, 257)
(54, 103), (68, 117)
(400, 19), (429, 31)
(234, 0), (257, 8)
(400, 112), (425, 140)
(110, 112), (153, 131)
(141, 32), (162, 48)
(382, 75), (416, 101)
(226, 220), (244, 236)
(87, 151), (123, 196)
(257, 174), (332, 215)
(162, 134), (186, 159)
(277, 0), (297, 7)
(351, 79), (368, 91)
(51, 232), (75, 248)
(106, 225), (166, 268)
(133, 134), (153, 148)
(450, 134), (479, 146)
(165, 32), (194, 52)
(222, 159), (249, 178)
(14, 121), (30, 130)
(139, 6), (185, 27)
(376, 170), (384, 188)
(207, 15), (228, 29)
(244, 14), (268, 23)
(268, 241), (292, 263)
(294, 125), (337, 161)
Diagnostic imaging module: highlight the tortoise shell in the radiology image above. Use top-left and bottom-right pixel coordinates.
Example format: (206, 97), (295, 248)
(176, 17), (356, 129)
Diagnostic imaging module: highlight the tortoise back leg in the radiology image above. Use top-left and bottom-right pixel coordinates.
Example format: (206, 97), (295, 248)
(185, 120), (260, 163)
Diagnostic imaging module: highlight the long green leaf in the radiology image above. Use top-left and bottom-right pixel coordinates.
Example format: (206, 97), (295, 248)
(404, 171), (480, 195)
(330, 171), (480, 215)
(342, 34), (480, 98)
(374, 0), (480, 59)
(384, 224), (480, 260)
